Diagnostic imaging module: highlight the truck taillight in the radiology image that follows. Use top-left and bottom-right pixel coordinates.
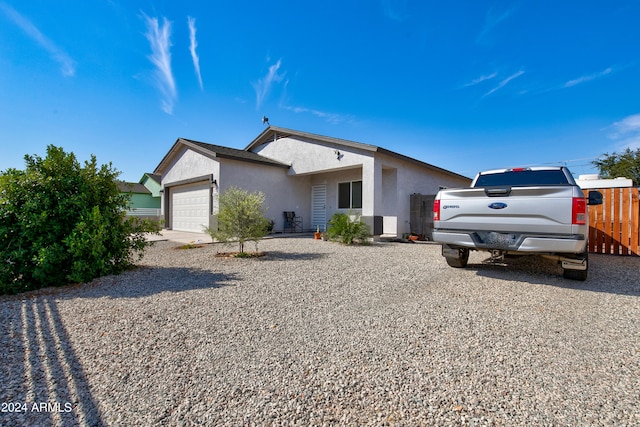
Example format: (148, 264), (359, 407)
(433, 199), (441, 221)
(572, 197), (586, 225)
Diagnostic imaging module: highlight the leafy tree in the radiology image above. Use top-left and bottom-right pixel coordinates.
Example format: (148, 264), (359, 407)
(592, 148), (640, 186)
(205, 186), (270, 253)
(0, 145), (160, 294)
(326, 212), (372, 245)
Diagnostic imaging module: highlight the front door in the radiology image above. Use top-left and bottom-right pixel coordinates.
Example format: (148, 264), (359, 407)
(311, 185), (327, 231)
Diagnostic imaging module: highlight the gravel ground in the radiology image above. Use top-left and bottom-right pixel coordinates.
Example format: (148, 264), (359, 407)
(1, 237), (639, 426)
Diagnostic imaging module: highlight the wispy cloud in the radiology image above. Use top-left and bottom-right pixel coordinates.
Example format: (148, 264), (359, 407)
(380, 0), (409, 22)
(187, 16), (203, 91)
(252, 59), (285, 110)
(0, 2), (76, 76)
(563, 67), (613, 88)
(284, 105), (355, 125)
(463, 72), (498, 87)
(484, 70), (525, 97)
(142, 13), (176, 115)
(477, 6), (514, 44)
(607, 113), (640, 150)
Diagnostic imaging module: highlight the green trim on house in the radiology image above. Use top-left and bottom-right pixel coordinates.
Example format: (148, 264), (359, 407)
(140, 173), (162, 197)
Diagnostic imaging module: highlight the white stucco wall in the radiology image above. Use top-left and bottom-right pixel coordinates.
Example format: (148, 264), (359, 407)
(381, 168), (398, 216)
(306, 152), (470, 236)
(161, 147), (220, 185)
(310, 167), (363, 220)
(159, 147), (220, 228)
(219, 158), (311, 231)
(158, 145), (313, 232)
(253, 135), (383, 231)
(252, 135), (470, 236)
(252, 136), (373, 175)
(377, 152), (470, 235)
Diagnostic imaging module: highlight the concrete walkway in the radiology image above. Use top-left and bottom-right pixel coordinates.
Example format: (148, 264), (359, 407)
(144, 230), (314, 244)
(144, 230), (212, 244)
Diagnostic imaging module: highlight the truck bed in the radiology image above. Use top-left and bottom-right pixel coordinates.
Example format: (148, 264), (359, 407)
(435, 186), (582, 235)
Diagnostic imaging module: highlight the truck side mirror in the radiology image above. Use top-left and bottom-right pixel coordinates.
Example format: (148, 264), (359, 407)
(587, 190), (603, 206)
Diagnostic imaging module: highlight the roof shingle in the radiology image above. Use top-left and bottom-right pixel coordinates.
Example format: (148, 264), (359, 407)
(117, 181), (151, 194)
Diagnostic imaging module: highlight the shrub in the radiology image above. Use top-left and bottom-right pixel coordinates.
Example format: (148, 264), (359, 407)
(0, 145), (160, 294)
(204, 186), (270, 253)
(326, 212), (372, 245)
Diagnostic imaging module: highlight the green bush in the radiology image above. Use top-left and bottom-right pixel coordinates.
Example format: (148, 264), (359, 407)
(0, 145), (160, 294)
(204, 186), (270, 253)
(326, 212), (371, 245)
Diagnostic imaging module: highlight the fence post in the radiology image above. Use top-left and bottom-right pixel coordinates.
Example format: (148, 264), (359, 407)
(621, 188), (630, 255)
(632, 188), (639, 255)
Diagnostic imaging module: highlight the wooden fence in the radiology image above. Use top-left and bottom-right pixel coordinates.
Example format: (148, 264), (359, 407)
(584, 188), (640, 256)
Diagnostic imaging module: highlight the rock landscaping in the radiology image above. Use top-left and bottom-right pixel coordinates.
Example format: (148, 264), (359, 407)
(1, 237), (639, 426)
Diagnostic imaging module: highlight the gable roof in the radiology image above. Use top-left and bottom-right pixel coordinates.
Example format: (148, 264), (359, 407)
(246, 126), (379, 153)
(141, 173), (161, 184)
(246, 126), (470, 181)
(153, 137), (290, 175)
(117, 181), (151, 194)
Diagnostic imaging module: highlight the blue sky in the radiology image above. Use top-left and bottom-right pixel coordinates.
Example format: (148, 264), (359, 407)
(1, 0), (639, 182)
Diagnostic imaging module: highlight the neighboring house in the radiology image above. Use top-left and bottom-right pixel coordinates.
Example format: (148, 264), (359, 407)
(153, 126), (471, 237)
(140, 173), (162, 197)
(117, 173), (162, 220)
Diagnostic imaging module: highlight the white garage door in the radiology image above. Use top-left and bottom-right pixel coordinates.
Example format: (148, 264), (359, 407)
(171, 182), (210, 232)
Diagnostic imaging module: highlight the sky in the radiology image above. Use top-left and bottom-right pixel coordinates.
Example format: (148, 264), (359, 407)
(1, 0), (639, 182)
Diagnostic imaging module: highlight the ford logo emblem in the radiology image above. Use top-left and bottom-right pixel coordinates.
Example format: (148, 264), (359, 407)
(488, 202), (508, 209)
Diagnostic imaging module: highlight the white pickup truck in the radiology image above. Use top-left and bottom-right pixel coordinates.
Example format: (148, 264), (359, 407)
(432, 166), (603, 280)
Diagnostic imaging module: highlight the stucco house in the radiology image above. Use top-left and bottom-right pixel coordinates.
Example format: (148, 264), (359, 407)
(153, 126), (470, 237)
(117, 173), (162, 220)
(140, 172), (162, 197)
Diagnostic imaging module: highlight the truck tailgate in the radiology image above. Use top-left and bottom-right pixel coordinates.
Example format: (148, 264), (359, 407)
(436, 186), (578, 234)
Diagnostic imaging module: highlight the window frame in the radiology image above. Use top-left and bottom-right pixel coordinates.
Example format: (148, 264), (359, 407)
(337, 180), (363, 209)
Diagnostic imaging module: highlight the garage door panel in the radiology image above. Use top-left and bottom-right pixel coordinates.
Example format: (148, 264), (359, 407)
(171, 182), (210, 232)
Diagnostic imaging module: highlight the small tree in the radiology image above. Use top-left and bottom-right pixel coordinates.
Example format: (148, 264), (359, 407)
(326, 212), (372, 245)
(0, 145), (160, 294)
(593, 148), (640, 186)
(205, 186), (270, 254)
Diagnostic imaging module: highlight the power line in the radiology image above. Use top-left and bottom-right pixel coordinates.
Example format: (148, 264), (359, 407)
(516, 156), (601, 168)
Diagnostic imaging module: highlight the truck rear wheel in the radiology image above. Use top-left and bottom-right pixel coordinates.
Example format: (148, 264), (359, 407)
(445, 248), (469, 268)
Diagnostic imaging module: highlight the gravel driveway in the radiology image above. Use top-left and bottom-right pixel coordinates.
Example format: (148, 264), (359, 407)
(1, 237), (639, 426)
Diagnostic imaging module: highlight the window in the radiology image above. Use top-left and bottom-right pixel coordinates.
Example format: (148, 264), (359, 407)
(338, 181), (362, 209)
(474, 170), (571, 187)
